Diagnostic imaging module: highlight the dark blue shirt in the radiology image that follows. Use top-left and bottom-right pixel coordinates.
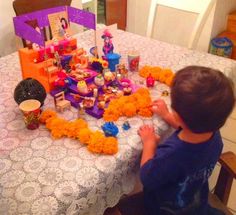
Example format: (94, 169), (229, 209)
(140, 129), (223, 215)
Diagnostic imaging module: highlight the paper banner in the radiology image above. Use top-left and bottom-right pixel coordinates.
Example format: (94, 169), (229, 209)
(13, 6), (96, 47)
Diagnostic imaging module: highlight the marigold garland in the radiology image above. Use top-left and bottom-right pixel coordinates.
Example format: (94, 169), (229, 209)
(139, 66), (175, 86)
(103, 88), (153, 121)
(40, 110), (118, 155)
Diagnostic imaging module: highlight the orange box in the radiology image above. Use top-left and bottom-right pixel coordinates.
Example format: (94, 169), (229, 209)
(18, 38), (77, 92)
(227, 11), (236, 34)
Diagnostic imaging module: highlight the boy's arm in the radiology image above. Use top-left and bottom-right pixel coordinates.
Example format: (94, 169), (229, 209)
(162, 112), (180, 129)
(152, 99), (180, 129)
(141, 137), (157, 167)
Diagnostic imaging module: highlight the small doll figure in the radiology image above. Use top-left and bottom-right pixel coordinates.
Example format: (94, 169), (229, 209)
(102, 29), (114, 56)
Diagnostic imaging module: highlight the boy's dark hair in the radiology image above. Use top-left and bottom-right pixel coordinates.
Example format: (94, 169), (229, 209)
(171, 66), (235, 133)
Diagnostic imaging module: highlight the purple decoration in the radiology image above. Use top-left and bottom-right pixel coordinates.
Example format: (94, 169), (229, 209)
(13, 6), (96, 46)
(67, 7), (96, 30)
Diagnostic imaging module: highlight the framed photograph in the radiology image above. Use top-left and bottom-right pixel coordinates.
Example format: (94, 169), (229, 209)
(48, 11), (72, 40)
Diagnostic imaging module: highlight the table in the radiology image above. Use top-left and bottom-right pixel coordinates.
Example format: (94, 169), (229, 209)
(0, 29), (236, 215)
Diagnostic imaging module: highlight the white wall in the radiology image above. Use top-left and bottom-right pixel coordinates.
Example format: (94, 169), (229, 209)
(0, 0), (16, 57)
(126, 0), (236, 52)
(0, 0), (82, 57)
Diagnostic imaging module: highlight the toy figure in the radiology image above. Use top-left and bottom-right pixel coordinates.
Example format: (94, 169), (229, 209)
(162, 90), (169, 97)
(94, 74), (105, 86)
(146, 73), (155, 87)
(102, 29), (114, 56)
(101, 122), (119, 137)
(122, 121), (131, 130)
(77, 80), (88, 94)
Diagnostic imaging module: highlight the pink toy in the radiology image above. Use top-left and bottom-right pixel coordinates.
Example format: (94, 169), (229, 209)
(146, 73), (155, 87)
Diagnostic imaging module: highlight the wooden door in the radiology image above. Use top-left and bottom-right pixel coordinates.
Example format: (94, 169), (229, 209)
(105, 0), (127, 30)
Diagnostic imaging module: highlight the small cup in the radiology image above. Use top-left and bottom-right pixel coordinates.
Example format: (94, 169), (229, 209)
(19, 99), (41, 130)
(128, 51), (140, 72)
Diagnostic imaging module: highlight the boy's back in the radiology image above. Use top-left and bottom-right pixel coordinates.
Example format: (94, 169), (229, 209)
(141, 129), (223, 215)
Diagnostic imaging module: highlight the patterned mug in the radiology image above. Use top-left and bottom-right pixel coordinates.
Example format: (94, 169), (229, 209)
(19, 99), (41, 130)
(128, 51), (140, 72)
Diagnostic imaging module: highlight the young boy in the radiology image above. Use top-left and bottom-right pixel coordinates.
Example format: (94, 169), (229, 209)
(137, 66), (235, 215)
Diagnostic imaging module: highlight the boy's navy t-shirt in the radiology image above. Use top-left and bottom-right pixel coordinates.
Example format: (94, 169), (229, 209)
(140, 129), (223, 215)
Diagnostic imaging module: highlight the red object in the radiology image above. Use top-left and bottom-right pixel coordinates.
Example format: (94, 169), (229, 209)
(146, 73), (155, 87)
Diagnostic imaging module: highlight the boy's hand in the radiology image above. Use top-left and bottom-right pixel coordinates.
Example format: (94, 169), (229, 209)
(138, 125), (160, 149)
(138, 125), (160, 167)
(151, 99), (169, 119)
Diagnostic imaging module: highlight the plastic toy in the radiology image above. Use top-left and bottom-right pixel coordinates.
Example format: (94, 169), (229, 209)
(102, 29), (114, 56)
(162, 90), (169, 97)
(94, 74), (105, 86)
(54, 91), (71, 112)
(122, 121), (131, 130)
(101, 122), (119, 137)
(77, 80), (89, 94)
(146, 74), (155, 87)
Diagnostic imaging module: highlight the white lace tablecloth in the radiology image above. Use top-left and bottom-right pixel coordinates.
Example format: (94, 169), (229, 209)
(0, 30), (236, 215)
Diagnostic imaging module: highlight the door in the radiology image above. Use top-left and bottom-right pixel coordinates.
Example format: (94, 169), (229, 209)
(105, 0), (127, 30)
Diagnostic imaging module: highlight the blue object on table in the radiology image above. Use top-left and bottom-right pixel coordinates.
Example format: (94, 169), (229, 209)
(101, 122), (119, 137)
(122, 121), (131, 130)
(210, 37), (233, 58)
(106, 53), (121, 72)
(61, 55), (73, 69)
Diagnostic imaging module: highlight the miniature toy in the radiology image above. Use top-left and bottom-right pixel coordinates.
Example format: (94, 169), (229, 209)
(104, 70), (115, 82)
(123, 87), (132, 95)
(54, 91), (71, 112)
(83, 97), (95, 109)
(146, 73), (155, 87)
(116, 64), (128, 78)
(162, 90), (169, 97)
(101, 122), (119, 137)
(94, 74), (105, 86)
(102, 29), (114, 56)
(97, 101), (106, 109)
(77, 80), (89, 94)
(122, 121), (131, 130)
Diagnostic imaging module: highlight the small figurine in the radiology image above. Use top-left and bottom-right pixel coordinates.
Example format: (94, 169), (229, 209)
(83, 97), (95, 109)
(101, 122), (119, 137)
(93, 88), (98, 98)
(78, 103), (85, 118)
(104, 70), (115, 82)
(97, 101), (106, 109)
(116, 64), (128, 78)
(102, 29), (114, 56)
(94, 74), (105, 86)
(162, 90), (169, 97)
(122, 121), (131, 130)
(146, 73), (155, 87)
(123, 87), (132, 95)
(77, 80), (88, 94)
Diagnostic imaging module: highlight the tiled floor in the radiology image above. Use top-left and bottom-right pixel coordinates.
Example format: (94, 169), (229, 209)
(209, 107), (236, 213)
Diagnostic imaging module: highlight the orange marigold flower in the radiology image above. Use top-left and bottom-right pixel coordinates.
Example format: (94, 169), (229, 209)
(103, 137), (118, 155)
(78, 128), (92, 144)
(122, 103), (137, 117)
(40, 109), (57, 124)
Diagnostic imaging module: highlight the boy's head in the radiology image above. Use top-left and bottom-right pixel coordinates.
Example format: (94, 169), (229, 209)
(171, 66), (235, 133)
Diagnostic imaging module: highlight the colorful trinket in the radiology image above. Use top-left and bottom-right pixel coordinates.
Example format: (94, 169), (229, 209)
(146, 73), (155, 87)
(101, 122), (119, 137)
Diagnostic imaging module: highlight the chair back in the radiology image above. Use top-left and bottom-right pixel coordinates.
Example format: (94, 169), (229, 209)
(146, 0), (217, 49)
(54, 91), (65, 104)
(13, 0), (72, 47)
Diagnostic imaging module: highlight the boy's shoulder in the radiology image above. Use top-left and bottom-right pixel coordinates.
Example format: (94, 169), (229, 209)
(157, 130), (223, 159)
